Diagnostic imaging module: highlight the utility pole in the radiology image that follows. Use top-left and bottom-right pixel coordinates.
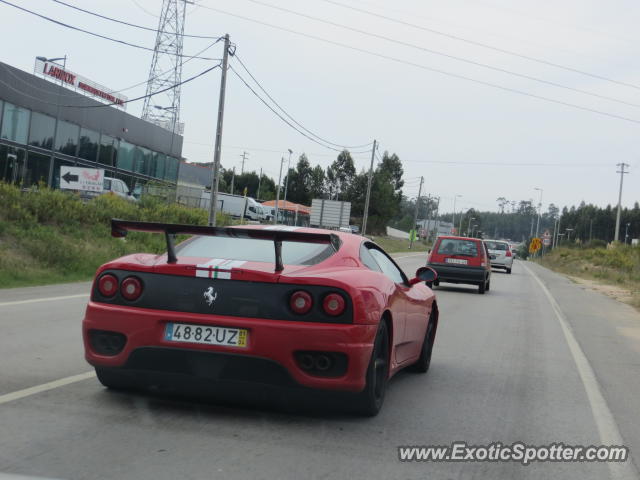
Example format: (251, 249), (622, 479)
(452, 194), (461, 234)
(230, 166), (235, 195)
(433, 197), (440, 242)
(409, 176), (424, 249)
(362, 140), (377, 236)
(274, 156), (285, 225)
(283, 149), (293, 206)
(534, 187), (543, 238)
(425, 194), (432, 242)
(208, 33), (230, 226)
(614, 163), (629, 242)
(256, 167), (262, 200)
(240, 151), (248, 174)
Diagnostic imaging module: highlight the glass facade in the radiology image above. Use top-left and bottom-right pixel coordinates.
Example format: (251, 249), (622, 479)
(0, 144), (26, 184)
(98, 134), (118, 166)
(24, 152), (51, 186)
(1, 102), (30, 144)
(0, 94), (179, 193)
(117, 141), (135, 172)
(28, 112), (55, 150)
(55, 120), (79, 156)
(78, 128), (99, 162)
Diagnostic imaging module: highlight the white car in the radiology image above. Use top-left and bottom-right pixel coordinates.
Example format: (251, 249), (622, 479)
(484, 239), (514, 274)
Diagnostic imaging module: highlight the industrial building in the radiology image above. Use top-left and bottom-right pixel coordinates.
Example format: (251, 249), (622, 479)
(0, 60), (182, 195)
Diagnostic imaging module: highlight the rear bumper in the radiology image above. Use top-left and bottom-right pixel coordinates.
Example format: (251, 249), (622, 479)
(490, 257), (513, 268)
(427, 263), (486, 285)
(83, 302), (377, 392)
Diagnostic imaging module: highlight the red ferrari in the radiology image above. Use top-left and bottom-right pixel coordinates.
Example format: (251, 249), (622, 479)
(83, 220), (439, 415)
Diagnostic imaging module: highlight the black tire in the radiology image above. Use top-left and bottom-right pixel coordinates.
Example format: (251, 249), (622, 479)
(478, 279), (486, 294)
(433, 280), (440, 287)
(486, 279), (490, 291)
(410, 313), (436, 373)
(354, 321), (390, 416)
(95, 367), (132, 390)
(506, 267), (512, 274)
(425, 281), (433, 289)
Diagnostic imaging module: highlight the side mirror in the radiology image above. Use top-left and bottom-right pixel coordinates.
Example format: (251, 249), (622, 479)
(409, 266), (438, 285)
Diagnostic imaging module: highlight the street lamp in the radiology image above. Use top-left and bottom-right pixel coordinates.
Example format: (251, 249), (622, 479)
(38, 55), (67, 187)
(534, 187), (543, 238)
(452, 194), (462, 234)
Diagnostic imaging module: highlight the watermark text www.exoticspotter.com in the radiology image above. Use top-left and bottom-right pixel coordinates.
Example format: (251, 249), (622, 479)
(398, 442), (629, 466)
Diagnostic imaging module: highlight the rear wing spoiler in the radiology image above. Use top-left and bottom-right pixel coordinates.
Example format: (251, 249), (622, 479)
(111, 219), (340, 271)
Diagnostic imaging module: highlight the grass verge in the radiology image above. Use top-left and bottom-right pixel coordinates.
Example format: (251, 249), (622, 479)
(536, 245), (640, 310)
(370, 235), (431, 254)
(0, 183), (230, 289)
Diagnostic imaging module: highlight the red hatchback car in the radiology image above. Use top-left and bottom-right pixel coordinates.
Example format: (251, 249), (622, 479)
(426, 235), (491, 294)
(83, 220), (439, 416)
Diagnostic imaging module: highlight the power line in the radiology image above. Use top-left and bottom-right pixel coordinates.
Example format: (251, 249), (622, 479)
(51, 0), (223, 40)
(401, 159), (610, 168)
(316, 0), (640, 92)
(129, 0), (157, 18)
(230, 66), (348, 153)
(0, 0), (218, 60)
(198, 4), (640, 126)
(232, 54), (373, 150)
(240, 0), (640, 108)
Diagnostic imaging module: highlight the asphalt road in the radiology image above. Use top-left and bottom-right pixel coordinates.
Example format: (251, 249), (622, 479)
(1, 256), (639, 480)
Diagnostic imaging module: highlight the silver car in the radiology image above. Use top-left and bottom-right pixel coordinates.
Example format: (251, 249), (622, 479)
(484, 239), (514, 274)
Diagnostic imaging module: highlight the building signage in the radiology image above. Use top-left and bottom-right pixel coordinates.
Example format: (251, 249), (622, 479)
(60, 166), (104, 192)
(35, 58), (127, 108)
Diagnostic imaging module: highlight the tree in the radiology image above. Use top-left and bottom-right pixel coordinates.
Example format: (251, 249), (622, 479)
(326, 150), (356, 200)
(308, 165), (326, 200)
(285, 154), (314, 205)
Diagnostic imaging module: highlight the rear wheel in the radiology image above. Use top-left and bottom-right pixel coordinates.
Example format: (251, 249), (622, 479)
(95, 367), (132, 390)
(506, 267), (512, 274)
(478, 279), (486, 294)
(425, 281), (433, 289)
(354, 321), (389, 416)
(410, 313), (436, 373)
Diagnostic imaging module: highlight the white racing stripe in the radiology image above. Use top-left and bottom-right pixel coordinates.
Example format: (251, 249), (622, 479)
(0, 371), (96, 405)
(0, 293), (89, 307)
(523, 263), (639, 480)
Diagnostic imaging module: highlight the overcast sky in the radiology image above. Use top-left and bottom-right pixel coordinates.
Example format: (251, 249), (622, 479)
(2, 0), (639, 214)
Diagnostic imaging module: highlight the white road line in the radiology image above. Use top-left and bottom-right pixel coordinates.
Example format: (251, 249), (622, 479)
(523, 263), (639, 480)
(0, 371), (96, 406)
(0, 293), (89, 307)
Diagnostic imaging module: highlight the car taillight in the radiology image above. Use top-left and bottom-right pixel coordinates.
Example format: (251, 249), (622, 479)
(506, 250), (512, 257)
(97, 274), (118, 297)
(323, 293), (346, 316)
(290, 291), (313, 314)
(120, 276), (143, 301)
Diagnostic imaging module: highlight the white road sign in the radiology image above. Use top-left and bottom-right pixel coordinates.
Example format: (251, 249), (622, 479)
(60, 166), (104, 192)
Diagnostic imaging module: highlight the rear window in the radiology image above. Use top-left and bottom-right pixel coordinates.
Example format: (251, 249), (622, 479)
(485, 241), (508, 251)
(176, 236), (335, 266)
(436, 239), (479, 257)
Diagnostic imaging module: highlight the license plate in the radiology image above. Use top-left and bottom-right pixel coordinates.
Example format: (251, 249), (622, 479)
(445, 258), (468, 265)
(165, 323), (248, 348)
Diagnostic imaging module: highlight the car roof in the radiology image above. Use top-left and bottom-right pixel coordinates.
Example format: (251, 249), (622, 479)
(436, 235), (482, 241)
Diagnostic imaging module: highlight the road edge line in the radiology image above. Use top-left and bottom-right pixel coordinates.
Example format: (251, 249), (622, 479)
(523, 262), (639, 480)
(0, 371), (96, 405)
(0, 293), (89, 307)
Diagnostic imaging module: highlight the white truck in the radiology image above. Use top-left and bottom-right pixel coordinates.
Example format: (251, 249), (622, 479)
(200, 191), (264, 221)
